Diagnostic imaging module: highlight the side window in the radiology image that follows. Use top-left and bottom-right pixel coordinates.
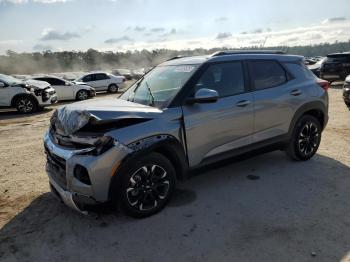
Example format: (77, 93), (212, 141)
(49, 78), (65, 86)
(95, 73), (109, 81)
(248, 60), (287, 90)
(82, 74), (93, 82)
(195, 62), (245, 97)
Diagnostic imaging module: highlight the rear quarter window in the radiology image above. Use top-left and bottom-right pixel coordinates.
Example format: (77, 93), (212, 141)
(248, 60), (287, 90)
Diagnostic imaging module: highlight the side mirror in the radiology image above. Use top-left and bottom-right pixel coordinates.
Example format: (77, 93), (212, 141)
(65, 82), (71, 86)
(0, 82), (6, 88)
(186, 88), (219, 104)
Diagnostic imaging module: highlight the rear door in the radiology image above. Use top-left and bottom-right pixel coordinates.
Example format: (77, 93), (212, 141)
(94, 73), (111, 90)
(81, 74), (98, 89)
(248, 60), (302, 143)
(182, 61), (254, 166)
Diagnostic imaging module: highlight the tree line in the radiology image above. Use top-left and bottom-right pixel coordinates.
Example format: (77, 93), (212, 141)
(1, 41), (350, 75)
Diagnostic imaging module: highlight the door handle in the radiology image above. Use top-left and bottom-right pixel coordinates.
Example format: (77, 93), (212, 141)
(290, 89), (302, 96)
(236, 100), (251, 107)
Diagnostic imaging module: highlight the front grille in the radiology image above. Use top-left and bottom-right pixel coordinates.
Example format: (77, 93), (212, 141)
(45, 145), (67, 189)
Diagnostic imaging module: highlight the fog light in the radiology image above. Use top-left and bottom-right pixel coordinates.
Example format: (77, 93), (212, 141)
(74, 165), (91, 185)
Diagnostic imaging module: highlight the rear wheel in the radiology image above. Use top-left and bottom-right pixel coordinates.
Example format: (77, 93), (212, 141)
(76, 90), (89, 101)
(15, 96), (37, 113)
(285, 115), (322, 161)
(108, 84), (118, 93)
(116, 152), (176, 218)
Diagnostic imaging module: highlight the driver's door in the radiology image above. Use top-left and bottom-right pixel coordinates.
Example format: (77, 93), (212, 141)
(182, 61), (254, 167)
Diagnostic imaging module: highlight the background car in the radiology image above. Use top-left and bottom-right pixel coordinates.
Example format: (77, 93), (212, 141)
(320, 52), (350, 82)
(111, 69), (133, 80)
(75, 72), (125, 93)
(131, 68), (145, 80)
(307, 57), (326, 78)
(32, 75), (95, 101)
(0, 73), (57, 113)
(343, 75), (350, 109)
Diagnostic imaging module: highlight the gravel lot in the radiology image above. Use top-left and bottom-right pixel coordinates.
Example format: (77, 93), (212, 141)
(0, 87), (349, 262)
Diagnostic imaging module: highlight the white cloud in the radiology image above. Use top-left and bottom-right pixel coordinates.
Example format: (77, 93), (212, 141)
(100, 20), (350, 52)
(40, 28), (80, 41)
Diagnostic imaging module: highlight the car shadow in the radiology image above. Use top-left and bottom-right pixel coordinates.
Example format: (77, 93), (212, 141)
(1, 151), (350, 261)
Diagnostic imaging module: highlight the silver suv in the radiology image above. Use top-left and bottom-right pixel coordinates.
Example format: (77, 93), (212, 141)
(44, 51), (329, 217)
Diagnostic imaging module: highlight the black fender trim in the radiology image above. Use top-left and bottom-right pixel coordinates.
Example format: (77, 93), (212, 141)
(108, 135), (189, 201)
(287, 101), (328, 139)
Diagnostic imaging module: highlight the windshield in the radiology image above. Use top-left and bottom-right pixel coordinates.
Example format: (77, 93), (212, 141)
(0, 74), (22, 85)
(120, 64), (199, 108)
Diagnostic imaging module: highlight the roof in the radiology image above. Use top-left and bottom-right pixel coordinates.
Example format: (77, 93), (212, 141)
(160, 50), (303, 66)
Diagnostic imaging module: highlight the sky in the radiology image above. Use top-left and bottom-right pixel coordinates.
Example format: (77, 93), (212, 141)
(0, 0), (349, 54)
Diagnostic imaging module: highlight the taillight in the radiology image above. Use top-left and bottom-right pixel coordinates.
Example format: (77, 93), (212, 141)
(317, 79), (329, 91)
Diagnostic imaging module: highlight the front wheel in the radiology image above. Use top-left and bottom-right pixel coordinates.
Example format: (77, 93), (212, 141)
(15, 96), (37, 113)
(285, 115), (322, 161)
(108, 84), (118, 93)
(116, 152), (176, 218)
(76, 90), (89, 101)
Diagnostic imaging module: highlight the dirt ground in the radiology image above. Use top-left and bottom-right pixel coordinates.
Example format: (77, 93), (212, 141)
(0, 87), (349, 262)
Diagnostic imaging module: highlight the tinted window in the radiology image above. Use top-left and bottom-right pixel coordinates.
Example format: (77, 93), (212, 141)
(95, 73), (109, 81)
(248, 61), (287, 90)
(82, 74), (93, 82)
(37, 78), (65, 86)
(195, 62), (245, 97)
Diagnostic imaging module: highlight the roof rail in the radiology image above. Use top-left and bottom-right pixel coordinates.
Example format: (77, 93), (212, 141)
(166, 55), (185, 61)
(211, 50), (286, 57)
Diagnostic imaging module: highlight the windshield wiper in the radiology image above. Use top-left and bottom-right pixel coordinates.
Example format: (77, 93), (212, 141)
(145, 81), (155, 106)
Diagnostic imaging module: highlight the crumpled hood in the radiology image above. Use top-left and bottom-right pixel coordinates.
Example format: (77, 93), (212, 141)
(52, 98), (163, 136)
(24, 79), (51, 89)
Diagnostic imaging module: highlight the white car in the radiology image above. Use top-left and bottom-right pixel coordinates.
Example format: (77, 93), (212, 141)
(74, 72), (125, 93)
(0, 74), (57, 113)
(32, 76), (96, 101)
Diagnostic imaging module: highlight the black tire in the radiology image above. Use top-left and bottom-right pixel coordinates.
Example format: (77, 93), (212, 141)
(115, 152), (176, 218)
(76, 90), (89, 101)
(15, 95), (38, 113)
(108, 84), (118, 93)
(285, 115), (322, 161)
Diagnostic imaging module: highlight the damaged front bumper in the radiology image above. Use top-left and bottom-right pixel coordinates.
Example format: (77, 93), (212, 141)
(44, 131), (132, 214)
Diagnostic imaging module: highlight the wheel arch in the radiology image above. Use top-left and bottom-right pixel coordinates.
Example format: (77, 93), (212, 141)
(108, 135), (189, 201)
(11, 93), (39, 107)
(288, 101), (327, 138)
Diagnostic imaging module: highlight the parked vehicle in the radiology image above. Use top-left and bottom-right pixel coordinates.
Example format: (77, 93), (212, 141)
(304, 58), (317, 65)
(131, 68), (145, 80)
(112, 69), (133, 80)
(308, 57), (326, 78)
(0, 74), (57, 113)
(74, 72), (125, 93)
(320, 52), (350, 82)
(32, 75), (95, 101)
(44, 50), (329, 217)
(343, 75), (350, 109)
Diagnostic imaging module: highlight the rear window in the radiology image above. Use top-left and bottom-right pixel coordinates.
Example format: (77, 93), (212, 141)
(95, 73), (109, 80)
(248, 60), (287, 90)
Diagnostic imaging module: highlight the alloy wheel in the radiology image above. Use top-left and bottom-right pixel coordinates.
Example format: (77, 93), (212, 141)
(77, 91), (88, 100)
(126, 165), (170, 211)
(18, 98), (34, 113)
(297, 122), (320, 156)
